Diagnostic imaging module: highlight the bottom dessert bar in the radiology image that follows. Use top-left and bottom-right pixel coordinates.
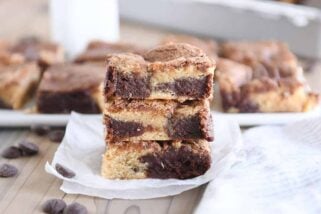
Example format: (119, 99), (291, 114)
(101, 140), (211, 180)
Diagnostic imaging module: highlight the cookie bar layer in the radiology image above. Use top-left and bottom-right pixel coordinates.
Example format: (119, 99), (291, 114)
(104, 99), (213, 141)
(37, 64), (105, 114)
(101, 140), (211, 179)
(0, 63), (40, 109)
(74, 40), (145, 64)
(216, 58), (319, 113)
(105, 43), (215, 101)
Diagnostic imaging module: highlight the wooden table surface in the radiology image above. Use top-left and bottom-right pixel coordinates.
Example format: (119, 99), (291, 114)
(0, 0), (320, 214)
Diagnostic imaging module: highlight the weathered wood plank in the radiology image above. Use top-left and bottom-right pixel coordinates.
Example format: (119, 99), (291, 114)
(107, 196), (173, 214)
(168, 186), (206, 214)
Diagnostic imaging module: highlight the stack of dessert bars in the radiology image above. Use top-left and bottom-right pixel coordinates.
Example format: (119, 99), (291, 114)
(101, 43), (215, 179)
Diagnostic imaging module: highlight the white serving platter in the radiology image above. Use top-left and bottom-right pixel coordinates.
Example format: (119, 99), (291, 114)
(0, 100), (320, 127)
(0, 109), (101, 127)
(213, 109), (321, 127)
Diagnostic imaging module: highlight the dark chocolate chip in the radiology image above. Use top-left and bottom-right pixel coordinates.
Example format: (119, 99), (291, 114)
(48, 130), (65, 143)
(55, 163), (75, 178)
(30, 124), (51, 136)
(18, 141), (39, 156)
(64, 202), (88, 214)
(42, 199), (66, 214)
(0, 163), (18, 177)
(1, 146), (22, 159)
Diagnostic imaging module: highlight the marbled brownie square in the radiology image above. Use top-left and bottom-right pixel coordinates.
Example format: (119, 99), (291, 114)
(216, 58), (319, 113)
(105, 43), (215, 101)
(104, 99), (213, 141)
(101, 139), (211, 179)
(36, 64), (105, 114)
(0, 63), (40, 109)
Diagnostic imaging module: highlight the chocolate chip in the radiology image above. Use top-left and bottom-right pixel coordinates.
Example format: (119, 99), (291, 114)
(55, 163), (75, 178)
(18, 141), (39, 156)
(42, 199), (66, 214)
(65, 202), (88, 214)
(30, 124), (51, 136)
(48, 130), (65, 143)
(1, 146), (22, 159)
(0, 163), (18, 177)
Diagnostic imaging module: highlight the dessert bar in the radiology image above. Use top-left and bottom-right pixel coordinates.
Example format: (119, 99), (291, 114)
(101, 139), (211, 179)
(105, 43), (215, 101)
(74, 40), (145, 64)
(0, 63), (40, 109)
(216, 58), (319, 112)
(220, 41), (300, 78)
(10, 37), (64, 70)
(36, 64), (105, 114)
(104, 99), (213, 141)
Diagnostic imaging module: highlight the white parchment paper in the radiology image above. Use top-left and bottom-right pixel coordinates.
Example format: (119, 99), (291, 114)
(45, 112), (242, 199)
(195, 116), (321, 214)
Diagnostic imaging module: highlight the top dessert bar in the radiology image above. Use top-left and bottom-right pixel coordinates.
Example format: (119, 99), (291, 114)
(10, 37), (64, 70)
(160, 35), (218, 59)
(74, 40), (145, 64)
(105, 43), (215, 101)
(36, 64), (105, 114)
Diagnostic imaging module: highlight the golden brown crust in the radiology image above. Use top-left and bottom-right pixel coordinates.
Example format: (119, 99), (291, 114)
(161, 35), (218, 59)
(106, 43), (215, 74)
(106, 53), (147, 74)
(144, 43), (206, 62)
